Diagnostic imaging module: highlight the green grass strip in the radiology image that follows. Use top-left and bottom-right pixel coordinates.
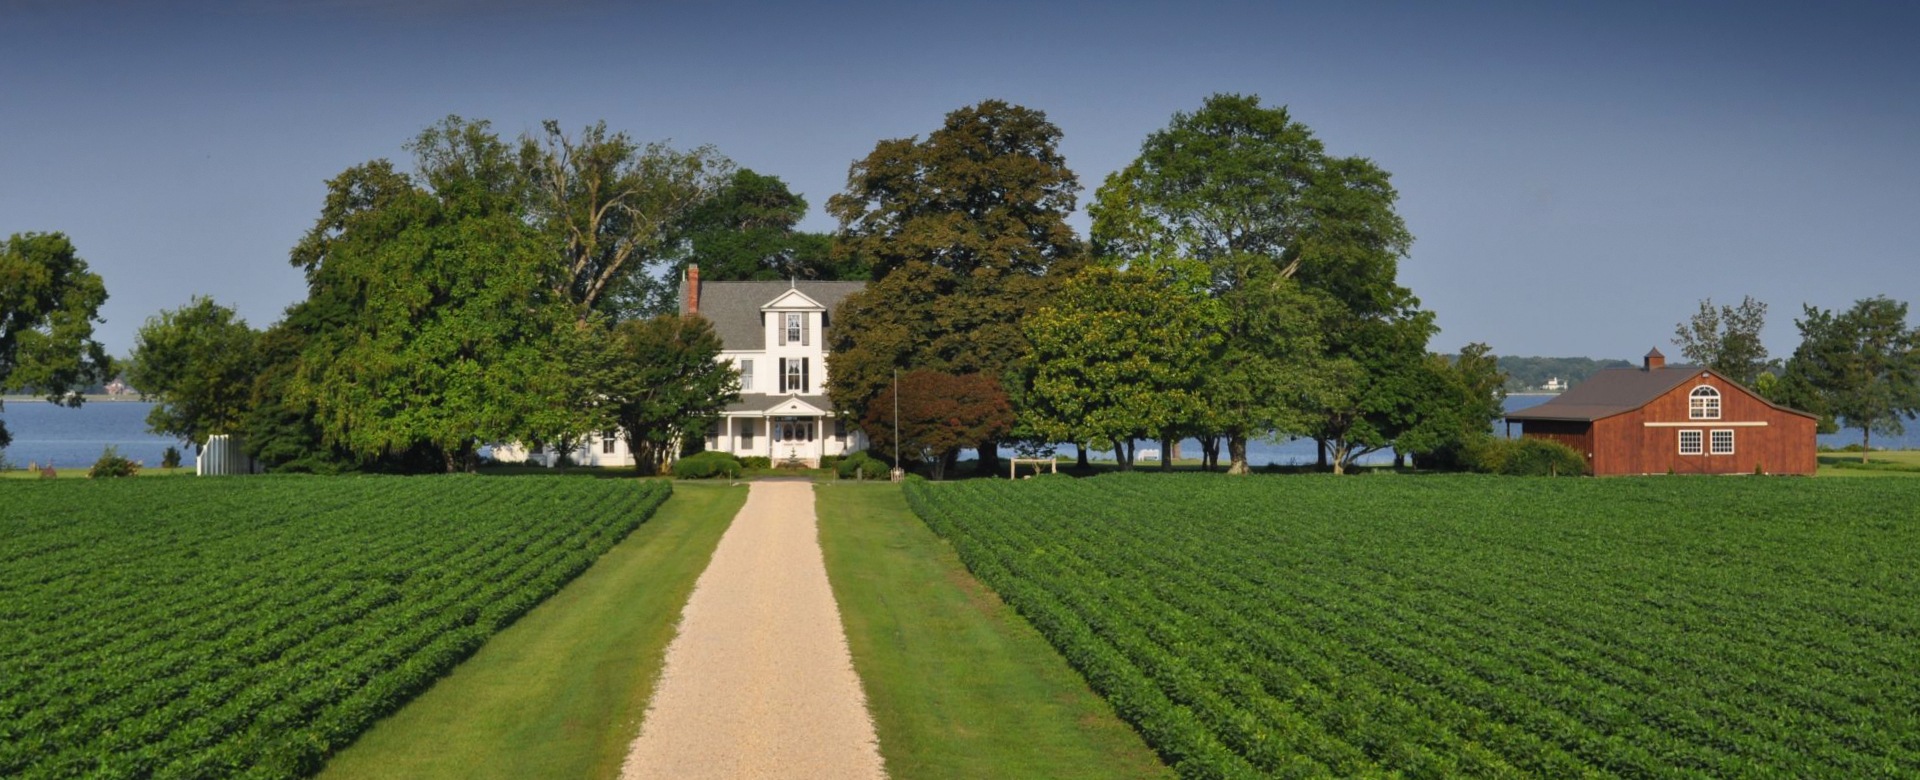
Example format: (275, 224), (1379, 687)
(816, 481), (1171, 779)
(318, 481), (745, 779)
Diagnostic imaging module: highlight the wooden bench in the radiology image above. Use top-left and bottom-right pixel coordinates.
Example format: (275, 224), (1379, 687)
(1008, 457), (1058, 479)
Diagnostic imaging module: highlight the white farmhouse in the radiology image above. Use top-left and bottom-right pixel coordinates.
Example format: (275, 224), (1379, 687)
(492, 266), (869, 469)
(682, 266), (868, 467)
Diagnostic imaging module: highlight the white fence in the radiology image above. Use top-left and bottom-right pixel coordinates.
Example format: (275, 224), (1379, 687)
(197, 435), (261, 476)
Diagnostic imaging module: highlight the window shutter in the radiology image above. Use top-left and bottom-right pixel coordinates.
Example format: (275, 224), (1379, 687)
(802, 358), (810, 394)
(778, 358), (788, 393)
(802, 313), (810, 346)
(777, 315), (786, 346)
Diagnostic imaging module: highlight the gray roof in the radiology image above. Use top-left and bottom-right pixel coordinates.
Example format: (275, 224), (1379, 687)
(725, 393), (837, 414)
(689, 280), (866, 351)
(1506, 365), (1816, 422)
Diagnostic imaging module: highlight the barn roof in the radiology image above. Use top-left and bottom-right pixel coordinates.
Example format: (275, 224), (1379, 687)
(687, 280), (866, 351)
(1504, 364), (1817, 422)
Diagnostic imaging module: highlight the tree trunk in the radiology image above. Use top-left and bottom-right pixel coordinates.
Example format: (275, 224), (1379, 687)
(1160, 435), (1175, 472)
(977, 438), (1001, 476)
(1394, 450), (1407, 469)
(1227, 435), (1250, 475)
(1077, 443), (1090, 469)
(1114, 437), (1130, 471)
(1316, 438), (1329, 470)
(1330, 441), (1347, 476)
(1201, 436), (1220, 471)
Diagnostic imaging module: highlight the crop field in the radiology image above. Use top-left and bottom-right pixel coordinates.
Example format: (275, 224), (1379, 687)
(907, 473), (1920, 778)
(0, 475), (669, 779)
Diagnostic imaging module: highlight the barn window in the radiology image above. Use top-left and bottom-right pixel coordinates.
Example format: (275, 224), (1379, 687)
(1689, 386), (1721, 419)
(1678, 430), (1703, 455)
(1711, 429), (1734, 455)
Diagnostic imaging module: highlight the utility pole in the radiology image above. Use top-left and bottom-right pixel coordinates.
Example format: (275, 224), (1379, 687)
(890, 367), (905, 482)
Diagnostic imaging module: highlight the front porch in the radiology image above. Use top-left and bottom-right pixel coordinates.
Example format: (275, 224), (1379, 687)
(709, 394), (862, 467)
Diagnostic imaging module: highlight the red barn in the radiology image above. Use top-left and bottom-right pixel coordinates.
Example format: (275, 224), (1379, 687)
(1504, 349), (1818, 476)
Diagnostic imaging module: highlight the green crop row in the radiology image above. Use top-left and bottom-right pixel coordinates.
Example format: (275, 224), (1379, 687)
(0, 475), (669, 779)
(907, 473), (1920, 779)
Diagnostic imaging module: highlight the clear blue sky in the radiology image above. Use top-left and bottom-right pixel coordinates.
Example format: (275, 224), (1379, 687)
(4, 1), (1915, 362)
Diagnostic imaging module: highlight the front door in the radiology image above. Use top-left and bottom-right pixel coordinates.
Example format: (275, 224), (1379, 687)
(771, 417), (816, 464)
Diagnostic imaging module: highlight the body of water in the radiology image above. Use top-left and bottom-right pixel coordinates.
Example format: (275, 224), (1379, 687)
(4, 394), (1913, 472)
(1, 400), (181, 468)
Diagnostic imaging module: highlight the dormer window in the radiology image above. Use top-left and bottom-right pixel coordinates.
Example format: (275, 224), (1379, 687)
(1690, 386), (1721, 420)
(778, 312), (810, 346)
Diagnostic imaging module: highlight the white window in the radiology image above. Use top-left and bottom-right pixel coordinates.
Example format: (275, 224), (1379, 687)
(834, 418), (847, 440)
(1690, 386), (1721, 420)
(787, 313), (803, 345)
(1711, 429), (1734, 455)
(1679, 429), (1703, 455)
(738, 359), (753, 392)
(602, 430), (617, 454)
(781, 357), (809, 394)
(740, 420), (755, 448)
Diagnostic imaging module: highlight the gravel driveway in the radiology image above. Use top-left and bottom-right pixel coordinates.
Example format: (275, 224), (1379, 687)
(621, 480), (886, 779)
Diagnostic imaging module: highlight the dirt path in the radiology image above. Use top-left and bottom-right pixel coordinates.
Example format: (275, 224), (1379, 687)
(620, 480), (886, 780)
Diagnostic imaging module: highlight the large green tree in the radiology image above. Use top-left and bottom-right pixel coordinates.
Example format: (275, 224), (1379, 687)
(648, 169), (857, 302)
(284, 123), (589, 472)
(0, 232), (111, 451)
(827, 100), (1084, 474)
(601, 314), (739, 475)
(1673, 295), (1774, 385)
(1091, 94), (1421, 473)
(1019, 263), (1224, 470)
(1396, 342), (1509, 470)
(517, 119), (734, 321)
(127, 297), (261, 452)
(1776, 297), (1920, 461)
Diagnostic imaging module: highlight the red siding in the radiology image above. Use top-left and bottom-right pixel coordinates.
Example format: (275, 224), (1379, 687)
(1525, 370), (1816, 476)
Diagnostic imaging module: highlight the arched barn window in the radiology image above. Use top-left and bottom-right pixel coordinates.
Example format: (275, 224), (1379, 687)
(1690, 386), (1721, 420)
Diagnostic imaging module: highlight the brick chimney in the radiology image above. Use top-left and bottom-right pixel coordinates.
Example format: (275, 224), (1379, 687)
(683, 264), (700, 315)
(1643, 347), (1665, 371)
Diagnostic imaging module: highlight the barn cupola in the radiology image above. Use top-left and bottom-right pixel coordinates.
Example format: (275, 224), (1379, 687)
(1643, 347), (1665, 371)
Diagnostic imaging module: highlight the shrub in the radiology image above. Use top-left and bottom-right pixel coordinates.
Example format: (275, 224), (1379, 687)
(670, 450), (742, 479)
(161, 446), (183, 469)
(89, 446), (140, 478)
(1468, 437), (1587, 477)
(739, 456), (771, 470)
(836, 450), (891, 480)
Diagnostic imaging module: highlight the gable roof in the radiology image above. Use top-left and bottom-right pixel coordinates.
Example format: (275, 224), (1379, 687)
(1506, 365), (1817, 422)
(689, 280), (866, 351)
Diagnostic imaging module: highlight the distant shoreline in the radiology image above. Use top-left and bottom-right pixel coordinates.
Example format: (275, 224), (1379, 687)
(1, 395), (146, 403)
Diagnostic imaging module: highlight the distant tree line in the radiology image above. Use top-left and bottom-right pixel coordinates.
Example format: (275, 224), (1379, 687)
(1492, 356), (1634, 393)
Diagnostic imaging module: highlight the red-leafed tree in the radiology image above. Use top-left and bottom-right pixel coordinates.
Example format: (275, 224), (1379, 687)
(860, 370), (1013, 480)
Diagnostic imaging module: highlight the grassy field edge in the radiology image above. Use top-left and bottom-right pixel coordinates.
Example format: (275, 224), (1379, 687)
(318, 481), (745, 780)
(816, 481), (1171, 779)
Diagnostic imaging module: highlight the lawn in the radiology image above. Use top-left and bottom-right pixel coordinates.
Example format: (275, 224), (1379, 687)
(319, 481), (743, 779)
(1817, 449), (1920, 477)
(908, 473), (1920, 778)
(0, 476), (671, 779)
(816, 481), (1171, 779)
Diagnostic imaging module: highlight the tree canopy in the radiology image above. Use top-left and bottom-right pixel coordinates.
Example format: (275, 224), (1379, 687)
(601, 314), (739, 475)
(128, 297), (260, 451)
(1776, 296), (1920, 460)
(860, 369), (1013, 480)
(653, 169), (857, 293)
(0, 232), (111, 450)
(827, 100), (1085, 473)
(1019, 263), (1224, 468)
(1673, 296), (1774, 385)
(1090, 93), (1424, 473)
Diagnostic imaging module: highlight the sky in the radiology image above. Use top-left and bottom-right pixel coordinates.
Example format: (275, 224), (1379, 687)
(3, 0), (1916, 362)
